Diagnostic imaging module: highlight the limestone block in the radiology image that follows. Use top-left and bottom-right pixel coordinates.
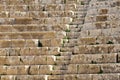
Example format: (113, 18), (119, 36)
(14, 17), (33, 24)
(99, 8), (108, 14)
(77, 74), (92, 80)
(0, 49), (7, 56)
(31, 32), (56, 39)
(0, 25), (12, 32)
(0, 5), (5, 11)
(64, 75), (77, 80)
(32, 75), (45, 80)
(78, 37), (96, 45)
(34, 56), (47, 65)
(17, 66), (29, 75)
(20, 56), (34, 65)
(92, 74), (119, 80)
(6, 66), (17, 75)
(101, 64), (120, 73)
(11, 39), (25, 48)
(67, 64), (77, 73)
(39, 47), (50, 55)
(71, 53), (117, 64)
(20, 48), (30, 56)
(74, 45), (87, 54)
(65, 4), (76, 11)
(29, 48), (39, 56)
(48, 75), (63, 80)
(15, 75), (29, 80)
(0, 56), (7, 65)
(45, 4), (65, 11)
(1, 75), (16, 80)
(48, 11), (74, 17)
(78, 64), (100, 74)
(10, 11), (29, 18)
(89, 29), (102, 36)
(47, 56), (55, 64)
(9, 0), (26, 5)
(111, 28), (120, 35)
(29, 11), (48, 18)
(6, 56), (20, 65)
(39, 39), (51, 47)
(29, 65), (39, 75)
(80, 30), (89, 37)
(0, 66), (7, 75)
(26, 39), (38, 47)
(39, 65), (51, 74)
(0, 11), (9, 18)
(96, 15), (108, 21)
(51, 39), (61, 47)
(12, 25), (27, 32)
(28, 5), (44, 11)
(49, 47), (60, 55)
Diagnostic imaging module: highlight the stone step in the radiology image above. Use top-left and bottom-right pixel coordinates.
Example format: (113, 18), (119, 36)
(69, 25), (82, 32)
(84, 13), (120, 24)
(0, 38), (61, 48)
(0, 24), (69, 32)
(67, 63), (120, 74)
(74, 44), (120, 54)
(66, 32), (80, 39)
(0, 64), (73, 75)
(80, 27), (120, 37)
(9, 11), (74, 18)
(0, 4), (77, 11)
(70, 53), (117, 64)
(0, 55), (71, 65)
(78, 35), (120, 45)
(0, 75), (45, 80)
(0, 17), (72, 24)
(0, 47), (60, 56)
(64, 74), (120, 80)
(62, 39), (78, 47)
(87, 6), (119, 16)
(0, 74), (119, 80)
(83, 20), (120, 30)
(0, 31), (56, 39)
(89, 0), (119, 9)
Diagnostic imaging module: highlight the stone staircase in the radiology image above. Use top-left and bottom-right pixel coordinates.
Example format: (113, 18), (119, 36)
(0, 0), (120, 80)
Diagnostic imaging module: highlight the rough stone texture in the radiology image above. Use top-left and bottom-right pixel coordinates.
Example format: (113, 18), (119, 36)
(0, 0), (120, 80)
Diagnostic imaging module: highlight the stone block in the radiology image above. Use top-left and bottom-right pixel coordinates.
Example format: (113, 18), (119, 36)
(71, 53), (117, 64)
(6, 66), (17, 75)
(64, 75), (77, 80)
(77, 74), (92, 80)
(0, 66), (7, 75)
(39, 65), (51, 74)
(0, 56), (7, 65)
(20, 48), (30, 56)
(67, 64), (77, 74)
(92, 74), (119, 80)
(14, 17), (33, 24)
(29, 65), (39, 75)
(1, 75), (16, 80)
(48, 75), (63, 80)
(101, 64), (120, 73)
(17, 66), (29, 75)
(11, 39), (25, 48)
(6, 56), (20, 65)
(20, 56), (34, 65)
(34, 56), (47, 65)
(78, 64), (100, 74)
(29, 11), (48, 18)
(0, 49), (7, 56)
(10, 11), (29, 18)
